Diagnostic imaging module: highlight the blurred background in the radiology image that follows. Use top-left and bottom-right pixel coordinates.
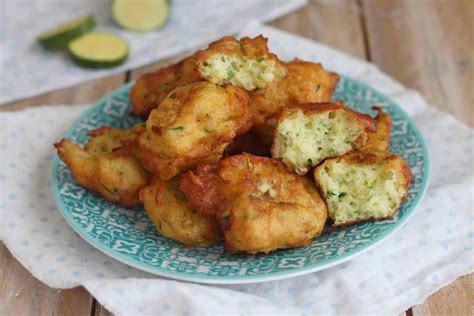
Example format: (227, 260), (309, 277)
(0, 0), (305, 104)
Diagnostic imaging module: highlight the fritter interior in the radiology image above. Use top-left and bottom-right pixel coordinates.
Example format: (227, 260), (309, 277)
(272, 103), (375, 174)
(196, 36), (286, 91)
(314, 151), (412, 226)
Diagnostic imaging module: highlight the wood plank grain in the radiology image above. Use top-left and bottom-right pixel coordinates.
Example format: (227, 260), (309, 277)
(362, 0), (474, 315)
(0, 243), (92, 316)
(361, 0), (473, 126)
(412, 274), (474, 316)
(269, 0), (367, 59)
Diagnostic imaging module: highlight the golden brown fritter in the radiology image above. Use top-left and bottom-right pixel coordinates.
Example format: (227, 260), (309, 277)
(130, 52), (201, 118)
(250, 59), (340, 144)
(140, 177), (222, 247)
(179, 154), (328, 254)
(362, 106), (392, 152)
(314, 150), (412, 226)
(196, 35), (286, 91)
(272, 102), (376, 174)
(55, 126), (150, 207)
(137, 82), (252, 180)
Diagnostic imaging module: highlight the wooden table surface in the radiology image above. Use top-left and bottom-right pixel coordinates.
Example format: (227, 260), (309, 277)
(1, 0), (473, 315)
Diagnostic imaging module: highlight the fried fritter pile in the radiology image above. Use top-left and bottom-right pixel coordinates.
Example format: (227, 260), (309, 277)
(55, 126), (150, 207)
(56, 34), (412, 253)
(129, 39), (338, 123)
(179, 154), (328, 253)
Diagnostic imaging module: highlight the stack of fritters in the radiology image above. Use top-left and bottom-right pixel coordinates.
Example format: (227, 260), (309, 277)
(56, 35), (412, 254)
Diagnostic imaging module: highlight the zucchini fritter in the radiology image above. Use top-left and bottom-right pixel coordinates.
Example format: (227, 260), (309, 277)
(130, 52), (201, 118)
(137, 82), (252, 180)
(272, 102), (376, 174)
(362, 106), (392, 152)
(251, 59), (340, 143)
(179, 154), (328, 254)
(196, 36), (286, 91)
(140, 177), (222, 247)
(314, 151), (412, 226)
(54, 126), (150, 207)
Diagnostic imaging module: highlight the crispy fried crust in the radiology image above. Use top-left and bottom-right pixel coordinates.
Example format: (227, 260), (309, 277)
(313, 150), (413, 227)
(54, 127), (150, 207)
(282, 102), (376, 132)
(140, 177), (222, 247)
(218, 154), (327, 253)
(137, 82), (252, 180)
(362, 106), (392, 152)
(250, 59), (340, 142)
(130, 52), (201, 118)
(180, 154), (328, 254)
(178, 163), (221, 217)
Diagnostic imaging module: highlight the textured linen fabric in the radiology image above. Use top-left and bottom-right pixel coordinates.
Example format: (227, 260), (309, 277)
(0, 0), (305, 104)
(0, 23), (473, 316)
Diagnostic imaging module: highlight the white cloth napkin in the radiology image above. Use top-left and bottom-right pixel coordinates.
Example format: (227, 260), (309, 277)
(0, 0), (305, 105)
(1, 23), (473, 316)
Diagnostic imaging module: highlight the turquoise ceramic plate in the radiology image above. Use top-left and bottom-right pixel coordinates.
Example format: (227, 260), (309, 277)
(51, 76), (429, 284)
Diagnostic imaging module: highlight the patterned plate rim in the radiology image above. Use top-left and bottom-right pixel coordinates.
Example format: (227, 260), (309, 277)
(51, 77), (430, 284)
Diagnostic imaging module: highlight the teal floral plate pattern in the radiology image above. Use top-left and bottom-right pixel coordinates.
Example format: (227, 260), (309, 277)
(51, 76), (430, 284)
